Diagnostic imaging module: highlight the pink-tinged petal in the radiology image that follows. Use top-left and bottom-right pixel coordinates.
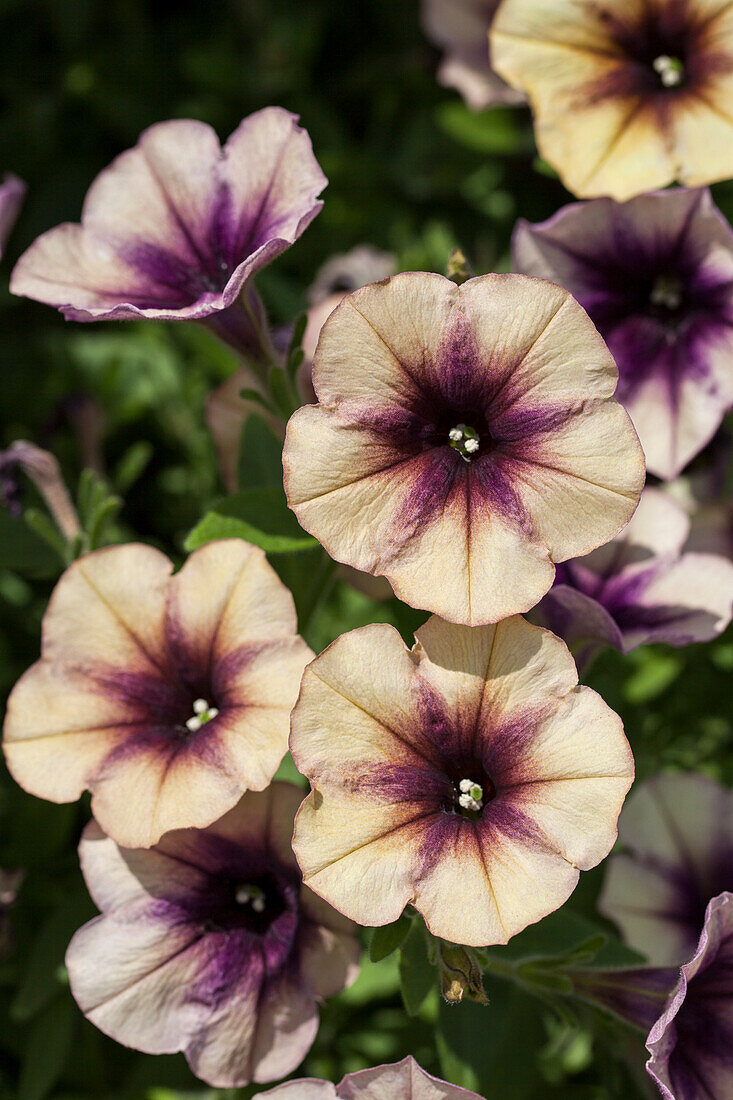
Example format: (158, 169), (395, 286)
(261, 1057), (484, 1100)
(530, 585), (623, 669)
(291, 614), (633, 946)
(422, 0), (526, 108)
(67, 785), (359, 1087)
(647, 892), (733, 1099)
(0, 173), (25, 255)
(3, 541), (311, 847)
(285, 272), (643, 626)
(11, 110), (325, 322)
(600, 774), (733, 966)
(513, 188), (733, 480)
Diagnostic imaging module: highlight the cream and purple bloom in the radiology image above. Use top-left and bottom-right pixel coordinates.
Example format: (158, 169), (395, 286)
(513, 189), (733, 480)
(647, 891), (733, 1099)
(491, 0), (733, 200)
(66, 783), (360, 1088)
(290, 613), (634, 948)
(2, 539), (312, 848)
(532, 488), (733, 668)
(10, 109), (326, 358)
(261, 1056), (484, 1100)
(421, 0), (525, 108)
(0, 174), (25, 257)
(600, 773), (733, 968)
(283, 271), (645, 627)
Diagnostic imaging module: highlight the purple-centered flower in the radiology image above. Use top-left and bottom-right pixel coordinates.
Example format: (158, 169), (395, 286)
(513, 188), (733, 480)
(647, 892), (733, 1099)
(10, 109), (326, 358)
(2, 539), (312, 848)
(421, 0), (525, 108)
(600, 773), (733, 967)
(290, 613), (633, 948)
(532, 488), (733, 669)
(261, 1056), (484, 1100)
(283, 271), (644, 627)
(0, 174), (25, 257)
(65, 783), (361, 1088)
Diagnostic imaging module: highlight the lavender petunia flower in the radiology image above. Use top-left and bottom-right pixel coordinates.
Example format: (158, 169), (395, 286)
(513, 189), (733, 480)
(283, 271), (645, 627)
(66, 783), (361, 1088)
(10, 110), (326, 358)
(600, 773), (733, 968)
(290, 613), (634, 947)
(2, 539), (312, 848)
(421, 0), (525, 109)
(492, 0), (733, 200)
(0, 174), (25, 257)
(647, 892), (733, 1099)
(261, 1056), (484, 1100)
(532, 488), (733, 668)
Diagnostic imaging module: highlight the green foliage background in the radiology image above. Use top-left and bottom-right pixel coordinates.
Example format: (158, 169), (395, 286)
(0, 2), (731, 1097)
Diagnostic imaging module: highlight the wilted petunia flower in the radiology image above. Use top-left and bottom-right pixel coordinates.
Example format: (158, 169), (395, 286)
(491, 0), (733, 200)
(290, 614), (634, 947)
(10, 109), (326, 357)
(646, 891), (733, 1099)
(2, 539), (312, 848)
(422, 0), (525, 108)
(283, 271), (645, 626)
(260, 1056), (484, 1100)
(532, 488), (733, 668)
(600, 773), (733, 967)
(513, 189), (733, 480)
(66, 783), (360, 1088)
(0, 174), (25, 257)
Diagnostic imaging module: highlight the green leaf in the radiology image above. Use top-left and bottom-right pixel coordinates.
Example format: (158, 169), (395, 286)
(369, 913), (412, 962)
(340, 953), (401, 1006)
(436, 102), (533, 156)
(0, 510), (60, 577)
(17, 996), (74, 1100)
(237, 414), (284, 490)
(399, 919), (435, 1016)
(184, 487), (317, 554)
(11, 894), (95, 1022)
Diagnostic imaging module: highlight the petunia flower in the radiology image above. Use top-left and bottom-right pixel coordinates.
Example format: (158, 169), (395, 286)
(2, 539), (312, 847)
(646, 891), (733, 1099)
(531, 488), (733, 668)
(290, 613), (634, 947)
(491, 0), (733, 200)
(260, 1055), (484, 1100)
(0, 174), (25, 257)
(600, 773), (733, 967)
(513, 188), (733, 479)
(422, 0), (525, 109)
(65, 783), (360, 1088)
(283, 271), (645, 626)
(10, 109), (326, 358)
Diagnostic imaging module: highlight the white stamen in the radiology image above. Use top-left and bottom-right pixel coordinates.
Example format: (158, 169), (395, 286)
(448, 424), (481, 462)
(650, 275), (682, 311)
(185, 699), (219, 732)
(653, 55), (684, 88)
(458, 778), (484, 812)
(448, 427), (463, 442)
(464, 438), (480, 454)
(235, 884), (266, 912)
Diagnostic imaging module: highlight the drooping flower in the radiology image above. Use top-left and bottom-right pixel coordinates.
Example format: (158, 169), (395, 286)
(0, 174), (25, 257)
(206, 244), (395, 492)
(2, 539), (312, 847)
(647, 891), (733, 1099)
(10, 109), (326, 358)
(491, 0), (733, 200)
(422, 0), (525, 108)
(290, 613), (634, 947)
(283, 271), (645, 626)
(600, 773), (733, 967)
(513, 188), (733, 479)
(531, 488), (733, 668)
(65, 783), (360, 1088)
(260, 1056), (484, 1100)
